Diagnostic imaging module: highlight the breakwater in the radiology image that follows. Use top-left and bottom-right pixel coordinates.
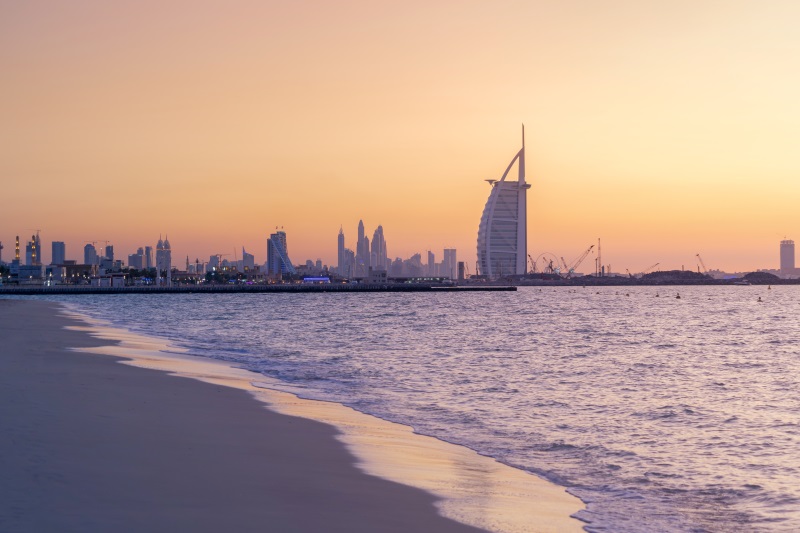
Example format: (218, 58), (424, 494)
(0, 284), (516, 295)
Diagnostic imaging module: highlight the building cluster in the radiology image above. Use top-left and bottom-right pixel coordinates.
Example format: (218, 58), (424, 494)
(336, 220), (458, 280)
(0, 227), (327, 286)
(0, 233), (176, 287)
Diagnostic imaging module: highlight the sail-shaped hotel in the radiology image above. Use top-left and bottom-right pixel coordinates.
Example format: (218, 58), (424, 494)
(477, 127), (530, 279)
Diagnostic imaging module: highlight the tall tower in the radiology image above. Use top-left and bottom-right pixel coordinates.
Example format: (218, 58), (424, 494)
(780, 239), (795, 277)
(443, 249), (457, 279)
(371, 226), (387, 270)
(337, 226), (345, 276)
(267, 230), (295, 276)
(164, 236), (172, 286)
(84, 243), (98, 265)
(27, 234), (41, 266)
(52, 241), (66, 265)
(15, 236), (20, 262)
(145, 246), (154, 269)
(156, 236), (165, 285)
(356, 220), (368, 276)
(477, 126), (530, 278)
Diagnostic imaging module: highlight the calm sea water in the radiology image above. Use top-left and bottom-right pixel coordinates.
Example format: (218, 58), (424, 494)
(43, 286), (800, 532)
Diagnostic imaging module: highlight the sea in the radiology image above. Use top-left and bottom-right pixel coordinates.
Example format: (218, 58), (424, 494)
(39, 286), (800, 532)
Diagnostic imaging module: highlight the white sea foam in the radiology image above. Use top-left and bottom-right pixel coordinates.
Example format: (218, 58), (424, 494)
(39, 286), (800, 532)
(59, 301), (584, 533)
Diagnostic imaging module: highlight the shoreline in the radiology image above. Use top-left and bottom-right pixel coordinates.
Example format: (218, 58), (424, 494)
(1, 299), (585, 532)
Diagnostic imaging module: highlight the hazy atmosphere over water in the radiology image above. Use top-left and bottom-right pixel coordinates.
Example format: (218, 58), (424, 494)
(3, 1), (800, 271)
(37, 286), (800, 533)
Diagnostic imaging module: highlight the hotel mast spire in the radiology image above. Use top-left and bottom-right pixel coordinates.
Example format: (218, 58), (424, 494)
(476, 126), (530, 278)
(520, 124), (526, 185)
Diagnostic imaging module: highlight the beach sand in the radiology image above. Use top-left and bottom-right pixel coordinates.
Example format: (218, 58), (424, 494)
(0, 299), (585, 532)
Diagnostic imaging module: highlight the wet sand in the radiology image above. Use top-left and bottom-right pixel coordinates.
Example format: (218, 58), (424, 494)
(0, 299), (488, 532)
(0, 299), (586, 533)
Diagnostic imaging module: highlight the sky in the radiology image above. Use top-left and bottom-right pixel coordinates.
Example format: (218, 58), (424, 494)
(2, 0), (799, 273)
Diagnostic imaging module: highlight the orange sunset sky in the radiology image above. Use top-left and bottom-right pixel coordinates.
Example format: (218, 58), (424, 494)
(2, 1), (799, 273)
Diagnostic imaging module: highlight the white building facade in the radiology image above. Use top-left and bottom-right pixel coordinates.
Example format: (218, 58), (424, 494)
(477, 127), (530, 279)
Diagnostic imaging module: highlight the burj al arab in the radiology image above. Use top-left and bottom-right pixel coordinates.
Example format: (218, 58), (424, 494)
(476, 126), (530, 279)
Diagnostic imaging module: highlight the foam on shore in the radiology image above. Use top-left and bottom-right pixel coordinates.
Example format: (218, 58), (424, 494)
(59, 304), (585, 533)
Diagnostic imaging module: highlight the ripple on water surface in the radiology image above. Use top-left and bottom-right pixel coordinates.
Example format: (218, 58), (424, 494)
(48, 286), (800, 533)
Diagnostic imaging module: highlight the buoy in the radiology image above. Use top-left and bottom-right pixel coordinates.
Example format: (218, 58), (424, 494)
(676, 293), (681, 299)
(758, 296), (762, 302)
(656, 293), (659, 297)
(768, 285), (771, 290)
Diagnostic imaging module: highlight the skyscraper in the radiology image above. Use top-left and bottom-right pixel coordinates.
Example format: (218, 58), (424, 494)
(780, 239), (795, 276)
(356, 220), (370, 276)
(144, 246), (154, 269)
(84, 243), (98, 265)
(156, 235), (172, 286)
(242, 247), (255, 271)
(443, 248), (457, 279)
(371, 225), (388, 270)
(337, 227), (346, 276)
(51, 241), (66, 265)
(105, 245), (114, 262)
(267, 230), (295, 276)
(477, 126), (530, 278)
(25, 234), (42, 266)
(128, 253), (144, 270)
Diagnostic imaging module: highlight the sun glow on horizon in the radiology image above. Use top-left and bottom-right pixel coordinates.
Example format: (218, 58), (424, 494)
(2, 1), (799, 272)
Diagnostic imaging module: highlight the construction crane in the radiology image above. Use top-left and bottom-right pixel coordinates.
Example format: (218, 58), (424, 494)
(626, 268), (633, 278)
(84, 240), (110, 252)
(696, 254), (708, 273)
(640, 262), (660, 276)
(567, 245), (595, 274)
(527, 254), (537, 273)
(534, 252), (561, 275)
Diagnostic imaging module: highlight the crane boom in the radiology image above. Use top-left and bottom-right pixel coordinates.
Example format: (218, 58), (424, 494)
(696, 254), (708, 273)
(527, 254), (537, 273)
(642, 262), (660, 275)
(568, 245), (595, 271)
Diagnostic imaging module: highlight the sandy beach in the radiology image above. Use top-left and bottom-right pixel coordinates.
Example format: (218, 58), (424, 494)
(0, 299), (585, 532)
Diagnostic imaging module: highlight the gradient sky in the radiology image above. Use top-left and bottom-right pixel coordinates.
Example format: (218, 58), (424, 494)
(2, 0), (799, 272)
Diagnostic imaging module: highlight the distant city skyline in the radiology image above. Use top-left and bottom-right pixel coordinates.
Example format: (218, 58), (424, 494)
(3, 2), (800, 272)
(2, 224), (797, 280)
